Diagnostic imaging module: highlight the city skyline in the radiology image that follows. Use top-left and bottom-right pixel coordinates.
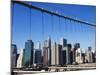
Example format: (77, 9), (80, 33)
(12, 2), (96, 53)
(12, 36), (95, 54)
(11, 1), (96, 74)
(12, 36), (96, 68)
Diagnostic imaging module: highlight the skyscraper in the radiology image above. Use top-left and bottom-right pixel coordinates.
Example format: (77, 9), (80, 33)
(60, 38), (67, 47)
(43, 37), (51, 66)
(43, 47), (49, 66)
(56, 44), (63, 65)
(76, 48), (83, 64)
(51, 42), (63, 66)
(47, 37), (51, 65)
(66, 44), (72, 64)
(36, 42), (41, 49)
(35, 49), (42, 65)
(23, 40), (34, 67)
(11, 44), (17, 68)
(85, 46), (93, 63)
(35, 42), (42, 65)
(60, 38), (67, 65)
(74, 43), (80, 50)
(62, 50), (66, 65)
(51, 42), (56, 66)
(17, 49), (24, 68)
(73, 43), (80, 64)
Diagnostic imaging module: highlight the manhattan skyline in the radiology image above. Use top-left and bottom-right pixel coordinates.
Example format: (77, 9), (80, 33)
(12, 1), (96, 53)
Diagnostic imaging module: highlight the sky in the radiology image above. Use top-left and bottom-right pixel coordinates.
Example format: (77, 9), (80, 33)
(12, 1), (96, 53)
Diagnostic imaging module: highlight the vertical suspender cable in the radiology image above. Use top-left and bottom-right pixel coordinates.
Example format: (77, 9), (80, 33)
(88, 26), (90, 46)
(42, 11), (44, 41)
(11, 2), (14, 44)
(65, 18), (67, 39)
(58, 16), (61, 37)
(51, 14), (54, 40)
(74, 21), (77, 43)
(29, 3), (32, 40)
(64, 18), (67, 37)
(66, 19), (70, 39)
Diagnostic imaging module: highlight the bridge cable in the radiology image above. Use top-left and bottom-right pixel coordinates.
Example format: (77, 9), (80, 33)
(64, 18), (67, 38)
(58, 16), (61, 38)
(51, 14), (54, 41)
(29, 2), (32, 40)
(11, 2), (15, 44)
(41, 11), (44, 41)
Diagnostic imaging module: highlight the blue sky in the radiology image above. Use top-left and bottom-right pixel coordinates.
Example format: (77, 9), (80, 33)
(12, 1), (96, 53)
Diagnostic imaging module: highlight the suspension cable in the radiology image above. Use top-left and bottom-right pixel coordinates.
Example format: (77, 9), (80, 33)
(51, 14), (54, 40)
(58, 16), (61, 38)
(12, 1), (96, 27)
(42, 11), (44, 41)
(12, 2), (15, 43)
(29, 2), (32, 40)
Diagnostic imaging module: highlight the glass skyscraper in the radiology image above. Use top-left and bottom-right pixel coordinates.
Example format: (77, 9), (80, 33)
(11, 44), (17, 68)
(23, 40), (34, 67)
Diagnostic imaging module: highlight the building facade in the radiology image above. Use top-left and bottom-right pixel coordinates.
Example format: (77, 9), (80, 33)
(56, 44), (63, 65)
(43, 47), (49, 66)
(85, 47), (93, 63)
(43, 38), (51, 66)
(23, 40), (34, 67)
(66, 44), (72, 64)
(17, 49), (24, 68)
(51, 42), (63, 66)
(51, 42), (56, 66)
(35, 49), (42, 65)
(11, 44), (17, 68)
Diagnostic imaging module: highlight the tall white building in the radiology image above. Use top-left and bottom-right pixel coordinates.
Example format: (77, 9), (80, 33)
(51, 42), (63, 66)
(85, 47), (93, 63)
(17, 49), (24, 68)
(75, 48), (83, 64)
(56, 44), (63, 65)
(85, 50), (93, 63)
(51, 42), (56, 65)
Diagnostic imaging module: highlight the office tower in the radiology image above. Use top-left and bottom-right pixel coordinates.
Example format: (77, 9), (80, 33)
(35, 42), (42, 65)
(72, 43), (80, 64)
(35, 49), (42, 65)
(11, 44), (17, 68)
(56, 44), (63, 65)
(62, 50), (66, 65)
(85, 46), (93, 63)
(74, 43), (80, 50)
(70, 50), (73, 64)
(60, 38), (67, 65)
(43, 47), (49, 66)
(82, 53), (85, 63)
(72, 48), (76, 64)
(88, 46), (93, 63)
(43, 37), (51, 66)
(60, 38), (67, 47)
(51, 42), (63, 66)
(36, 42), (41, 49)
(17, 49), (24, 68)
(47, 37), (51, 65)
(23, 40), (34, 67)
(92, 50), (96, 63)
(88, 46), (92, 51)
(76, 48), (83, 64)
(51, 42), (56, 66)
(66, 44), (71, 64)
